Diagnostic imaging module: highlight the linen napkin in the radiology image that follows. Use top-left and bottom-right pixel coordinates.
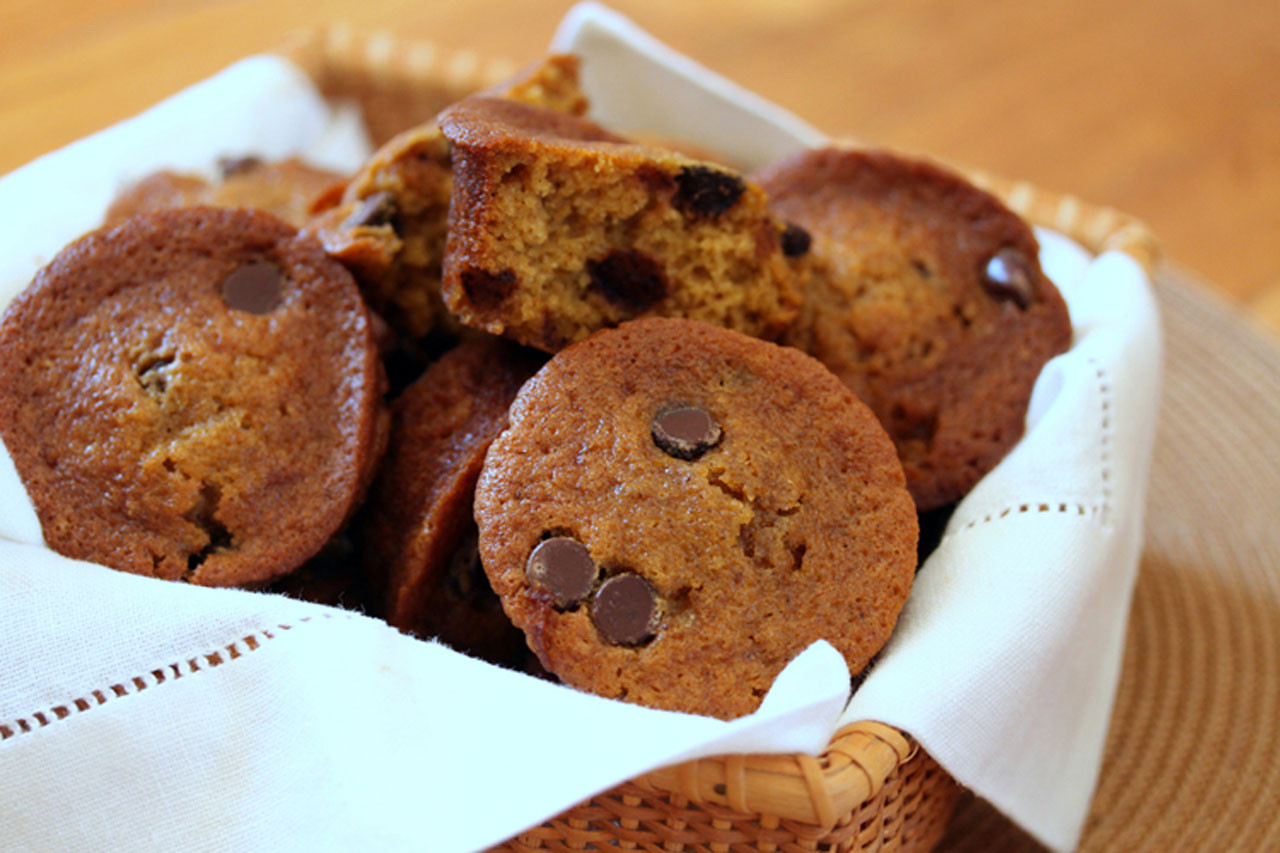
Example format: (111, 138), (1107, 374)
(0, 10), (1161, 852)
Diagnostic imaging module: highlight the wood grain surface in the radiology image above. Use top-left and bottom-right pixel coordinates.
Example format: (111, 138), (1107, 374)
(2, 0), (1276, 335)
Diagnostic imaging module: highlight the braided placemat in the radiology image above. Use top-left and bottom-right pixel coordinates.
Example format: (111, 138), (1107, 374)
(938, 264), (1280, 851)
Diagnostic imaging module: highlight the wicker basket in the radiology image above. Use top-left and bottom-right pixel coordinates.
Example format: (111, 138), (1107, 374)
(284, 26), (1159, 853)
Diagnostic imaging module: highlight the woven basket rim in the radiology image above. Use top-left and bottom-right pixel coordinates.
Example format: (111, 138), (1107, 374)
(280, 23), (1160, 833)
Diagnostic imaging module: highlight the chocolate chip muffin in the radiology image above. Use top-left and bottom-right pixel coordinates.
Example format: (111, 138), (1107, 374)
(437, 98), (804, 353)
(756, 147), (1072, 510)
(308, 54), (590, 342)
(474, 318), (917, 719)
(0, 207), (386, 587)
(105, 156), (344, 228)
(360, 336), (543, 665)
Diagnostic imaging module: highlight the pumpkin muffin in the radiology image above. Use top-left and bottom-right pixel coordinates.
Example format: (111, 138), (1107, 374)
(757, 147), (1072, 509)
(0, 207), (386, 587)
(437, 98), (805, 352)
(474, 318), (917, 718)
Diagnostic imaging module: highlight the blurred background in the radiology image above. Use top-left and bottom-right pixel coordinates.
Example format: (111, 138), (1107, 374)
(2, 0), (1276, 333)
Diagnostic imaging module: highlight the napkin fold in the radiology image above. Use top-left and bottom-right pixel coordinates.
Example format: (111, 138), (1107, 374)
(0, 10), (1161, 852)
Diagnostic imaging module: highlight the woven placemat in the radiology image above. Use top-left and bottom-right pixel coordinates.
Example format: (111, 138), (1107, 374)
(937, 264), (1280, 851)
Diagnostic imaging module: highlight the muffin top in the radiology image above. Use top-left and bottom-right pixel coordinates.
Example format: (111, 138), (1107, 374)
(758, 147), (1072, 509)
(0, 207), (386, 586)
(474, 317), (917, 718)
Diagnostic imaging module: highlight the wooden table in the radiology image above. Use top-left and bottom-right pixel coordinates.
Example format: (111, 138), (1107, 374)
(3, 0), (1276, 335)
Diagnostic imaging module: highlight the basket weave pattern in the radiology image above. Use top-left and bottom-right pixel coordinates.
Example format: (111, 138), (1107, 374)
(284, 27), (1158, 852)
(500, 727), (958, 852)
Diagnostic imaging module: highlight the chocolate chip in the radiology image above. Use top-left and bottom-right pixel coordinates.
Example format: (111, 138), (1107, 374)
(588, 250), (669, 310)
(981, 248), (1037, 309)
(220, 261), (284, 314)
(343, 192), (398, 230)
(216, 155), (262, 180)
(460, 268), (517, 310)
(672, 166), (745, 219)
(527, 537), (598, 607)
(591, 574), (660, 645)
(780, 222), (812, 257)
(652, 405), (722, 460)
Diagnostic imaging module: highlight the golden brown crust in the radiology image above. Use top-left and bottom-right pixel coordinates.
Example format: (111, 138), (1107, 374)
(475, 318), (917, 719)
(756, 147), (1073, 510)
(361, 337), (543, 664)
(103, 172), (209, 223)
(104, 158), (344, 228)
(437, 97), (803, 352)
(0, 207), (385, 587)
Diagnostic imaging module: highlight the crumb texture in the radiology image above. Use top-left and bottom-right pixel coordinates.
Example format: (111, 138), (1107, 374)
(309, 54), (592, 342)
(439, 97), (802, 352)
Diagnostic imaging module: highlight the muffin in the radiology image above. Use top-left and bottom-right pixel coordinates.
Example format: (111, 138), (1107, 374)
(437, 97), (805, 352)
(361, 336), (543, 665)
(475, 318), (917, 718)
(0, 207), (387, 586)
(756, 147), (1072, 509)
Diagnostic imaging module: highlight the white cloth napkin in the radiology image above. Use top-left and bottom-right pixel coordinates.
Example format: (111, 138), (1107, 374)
(0, 10), (1161, 852)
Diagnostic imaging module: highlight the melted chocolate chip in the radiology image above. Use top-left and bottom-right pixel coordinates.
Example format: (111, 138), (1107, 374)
(216, 155), (263, 180)
(460, 268), (517, 310)
(588, 250), (669, 310)
(981, 248), (1037, 310)
(780, 222), (812, 257)
(220, 261), (284, 314)
(343, 191), (399, 230)
(527, 537), (598, 607)
(652, 404), (722, 460)
(672, 166), (745, 220)
(591, 574), (660, 645)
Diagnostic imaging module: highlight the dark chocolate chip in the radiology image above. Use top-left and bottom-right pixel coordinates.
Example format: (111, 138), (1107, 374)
(672, 166), (745, 219)
(220, 261), (284, 314)
(591, 574), (660, 645)
(343, 191), (399, 230)
(460, 268), (517, 310)
(981, 248), (1037, 310)
(780, 222), (812, 257)
(588, 250), (669, 310)
(216, 155), (263, 180)
(652, 404), (722, 460)
(527, 537), (598, 607)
